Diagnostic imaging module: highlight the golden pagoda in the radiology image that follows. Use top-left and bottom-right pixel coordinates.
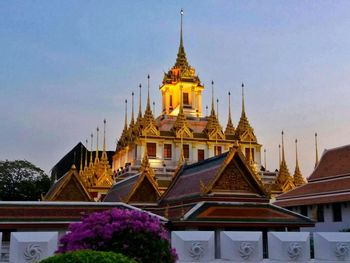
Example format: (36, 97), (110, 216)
(112, 10), (264, 188)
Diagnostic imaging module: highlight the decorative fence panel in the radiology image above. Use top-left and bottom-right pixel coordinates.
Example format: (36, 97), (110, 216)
(0, 231), (349, 262)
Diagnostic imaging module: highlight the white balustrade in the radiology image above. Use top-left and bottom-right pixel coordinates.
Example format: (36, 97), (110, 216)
(220, 231), (263, 262)
(9, 232), (58, 263)
(268, 232), (310, 262)
(172, 231), (215, 262)
(314, 232), (350, 261)
(0, 231), (349, 262)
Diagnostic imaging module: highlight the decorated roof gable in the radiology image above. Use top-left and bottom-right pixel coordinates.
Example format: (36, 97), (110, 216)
(205, 148), (266, 196)
(44, 166), (92, 202)
(127, 174), (161, 203)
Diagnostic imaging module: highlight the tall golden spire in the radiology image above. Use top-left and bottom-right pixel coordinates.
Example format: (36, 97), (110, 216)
(124, 99), (128, 131)
(225, 91), (235, 136)
(174, 9), (189, 70)
(84, 139), (88, 169)
(130, 92), (135, 127)
(315, 132), (319, 168)
(204, 81), (221, 135)
(278, 144), (281, 165)
(103, 120), (106, 152)
(276, 131), (293, 189)
(138, 84), (142, 120)
(101, 119), (108, 163)
(133, 84), (143, 136)
(79, 143), (83, 172)
(142, 75), (158, 130)
(293, 138), (305, 186)
(235, 83), (256, 141)
(94, 127), (99, 163)
(90, 133), (93, 165)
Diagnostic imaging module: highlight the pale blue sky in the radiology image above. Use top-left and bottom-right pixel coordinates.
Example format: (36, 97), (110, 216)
(1, 1), (350, 177)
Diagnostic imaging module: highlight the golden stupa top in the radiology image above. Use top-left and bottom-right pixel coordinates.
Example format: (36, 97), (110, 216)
(234, 83), (257, 142)
(293, 139), (306, 186)
(225, 91), (235, 136)
(275, 131), (294, 189)
(162, 10), (201, 85)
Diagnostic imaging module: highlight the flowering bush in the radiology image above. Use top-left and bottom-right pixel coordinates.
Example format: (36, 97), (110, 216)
(40, 250), (135, 263)
(57, 208), (177, 263)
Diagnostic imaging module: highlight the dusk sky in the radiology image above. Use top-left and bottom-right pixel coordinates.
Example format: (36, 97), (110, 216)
(1, 1), (350, 177)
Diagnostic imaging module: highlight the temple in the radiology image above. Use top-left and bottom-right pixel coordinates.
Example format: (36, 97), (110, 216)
(46, 10), (306, 203)
(112, 10), (263, 187)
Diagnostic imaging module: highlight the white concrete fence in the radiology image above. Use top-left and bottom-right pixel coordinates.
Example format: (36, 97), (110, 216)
(0, 231), (349, 262)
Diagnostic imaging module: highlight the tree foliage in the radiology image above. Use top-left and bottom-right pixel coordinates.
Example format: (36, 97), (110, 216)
(0, 160), (51, 201)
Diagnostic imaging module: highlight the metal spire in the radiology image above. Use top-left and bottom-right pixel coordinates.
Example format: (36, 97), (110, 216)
(95, 127), (99, 163)
(131, 92), (135, 124)
(278, 144), (281, 165)
(211, 80), (215, 115)
(80, 143), (83, 171)
(124, 99), (128, 130)
(84, 139), (88, 169)
(281, 131), (286, 163)
(90, 133), (93, 165)
(138, 84), (142, 118)
(241, 82), (245, 114)
(103, 119), (106, 152)
(295, 139), (299, 168)
(315, 132), (319, 168)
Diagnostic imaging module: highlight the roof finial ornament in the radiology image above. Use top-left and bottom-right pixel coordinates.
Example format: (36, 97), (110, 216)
(225, 91), (236, 136)
(124, 99), (128, 130)
(146, 74), (151, 111)
(211, 80), (215, 115)
(241, 82), (245, 114)
(131, 92), (135, 126)
(80, 143), (83, 172)
(216, 98), (219, 118)
(84, 139), (88, 169)
(294, 138), (305, 186)
(95, 127), (99, 163)
(90, 133), (93, 165)
(281, 130), (286, 163)
(180, 8), (184, 48)
(103, 119), (107, 152)
(264, 148), (267, 170)
(295, 139), (299, 168)
(278, 144), (281, 165)
(138, 84), (142, 118)
(315, 132), (319, 168)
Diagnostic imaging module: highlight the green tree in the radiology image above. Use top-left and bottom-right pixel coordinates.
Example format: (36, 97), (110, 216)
(0, 160), (51, 201)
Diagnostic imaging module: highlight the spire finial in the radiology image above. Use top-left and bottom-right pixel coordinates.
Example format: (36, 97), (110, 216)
(131, 92), (135, 124)
(153, 101), (155, 114)
(281, 130), (285, 162)
(180, 9), (184, 48)
(124, 99), (128, 129)
(241, 82), (245, 114)
(146, 74), (151, 110)
(264, 148), (267, 169)
(216, 98), (219, 118)
(84, 139), (88, 169)
(228, 91), (232, 120)
(278, 144), (281, 165)
(295, 138), (299, 168)
(211, 80), (215, 114)
(95, 127), (99, 163)
(315, 132), (319, 168)
(103, 119), (106, 152)
(80, 143), (83, 171)
(90, 133), (93, 165)
(138, 84), (142, 118)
